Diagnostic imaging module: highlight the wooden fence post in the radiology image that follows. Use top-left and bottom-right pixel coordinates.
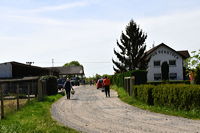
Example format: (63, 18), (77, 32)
(28, 83), (30, 103)
(16, 84), (20, 110)
(0, 84), (4, 119)
(130, 76), (135, 96)
(37, 80), (43, 101)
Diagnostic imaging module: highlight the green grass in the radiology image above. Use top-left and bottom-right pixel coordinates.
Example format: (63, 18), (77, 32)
(112, 85), (200, 119)
(0, 94), (79, 133)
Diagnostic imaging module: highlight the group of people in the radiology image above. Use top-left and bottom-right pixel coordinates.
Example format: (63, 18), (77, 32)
(62, 76), (111, 99)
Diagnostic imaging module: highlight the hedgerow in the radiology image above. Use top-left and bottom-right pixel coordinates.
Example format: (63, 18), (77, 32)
(133, 84), (200, 110)
(111, 70), (147, 87)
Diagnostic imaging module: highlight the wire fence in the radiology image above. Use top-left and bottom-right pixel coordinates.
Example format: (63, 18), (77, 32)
(0, 77), (40, 119)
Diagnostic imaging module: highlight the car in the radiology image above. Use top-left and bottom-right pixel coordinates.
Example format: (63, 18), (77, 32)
(96, 79), (103, 89)
(71, 77), (80, 86)
(57, 78), (65, 90)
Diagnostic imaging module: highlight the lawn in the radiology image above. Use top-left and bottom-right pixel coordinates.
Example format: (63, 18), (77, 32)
(0, 94), (78, 133)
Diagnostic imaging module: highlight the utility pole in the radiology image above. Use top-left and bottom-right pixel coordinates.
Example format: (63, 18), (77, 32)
(52, 58), (54, 67)
(50, 58), (54, 75)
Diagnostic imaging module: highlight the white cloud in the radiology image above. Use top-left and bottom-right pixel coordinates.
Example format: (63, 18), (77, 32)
(1, 6), (200, 76)
(0, 19), (125, 76)
(22, 1), (88, 13)
(137, 9), (200, 52)
(8, 15), (66, 26)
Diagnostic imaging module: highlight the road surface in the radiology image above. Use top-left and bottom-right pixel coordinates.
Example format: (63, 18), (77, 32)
(51, 85), (200, 133)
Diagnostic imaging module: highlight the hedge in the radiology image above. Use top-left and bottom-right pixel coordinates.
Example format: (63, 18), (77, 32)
(147, 80), (190, 85)
(132, 70), (147, 85)
(40, 75), (58, 95)
(132, 84), (200, 110)
(111, 70), (147, 87)
(133, 85), (154, 105)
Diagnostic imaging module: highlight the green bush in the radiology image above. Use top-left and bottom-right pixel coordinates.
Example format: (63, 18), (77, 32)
(133, 85), (154, 105)
(147, 80), (190, 85)
(132, 70), (147, 85)
(111, 70), (147, 87)
(195, 67), (200, 84)
(161, 61), (169, 80)
(133, 84), (200, 110)
(40, 76), (58, 95)
(153, 84), (200, 110)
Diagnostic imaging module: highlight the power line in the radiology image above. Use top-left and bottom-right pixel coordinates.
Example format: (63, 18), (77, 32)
(33, 61), (112, 64)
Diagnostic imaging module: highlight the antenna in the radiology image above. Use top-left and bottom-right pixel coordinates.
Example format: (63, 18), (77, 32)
(152, 41), (155, 48)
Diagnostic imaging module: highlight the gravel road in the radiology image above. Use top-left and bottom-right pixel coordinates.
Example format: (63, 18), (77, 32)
(51, 85), (200, 133)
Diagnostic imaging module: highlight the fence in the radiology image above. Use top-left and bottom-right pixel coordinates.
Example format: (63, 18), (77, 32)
(124, 76), (135, 96)
(0, 76), (45, 119)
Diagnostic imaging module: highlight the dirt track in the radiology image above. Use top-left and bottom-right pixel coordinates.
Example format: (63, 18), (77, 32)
(51, 85), (200, 133)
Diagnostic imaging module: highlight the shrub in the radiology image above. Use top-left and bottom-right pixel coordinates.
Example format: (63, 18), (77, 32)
(152, 84), (200, 110)
(161, 61), (169, 80)
(111, 71), (132, 87)
(195, 67), (200, 84)
(133, 85), (154, 105)
(131, 70), (147, 85)
(147, 80), (190, 85)
(111, 70), (147, 87)
(132, 84), (200, 110)
(40, 76), (58, 95)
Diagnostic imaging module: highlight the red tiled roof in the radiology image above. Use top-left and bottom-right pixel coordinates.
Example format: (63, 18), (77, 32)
(177, 51), (190, 59)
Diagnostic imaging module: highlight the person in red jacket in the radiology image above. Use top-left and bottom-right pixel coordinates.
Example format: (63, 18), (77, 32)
(103, 76), (111, 97)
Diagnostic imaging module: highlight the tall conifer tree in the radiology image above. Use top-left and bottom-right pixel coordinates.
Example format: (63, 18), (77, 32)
(112, 20), (147, 73)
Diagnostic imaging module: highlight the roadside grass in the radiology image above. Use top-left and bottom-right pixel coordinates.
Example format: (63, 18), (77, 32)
(0, 94), (79, 133)
(3, 99), (28, 115)
(112, 85), (200, 120)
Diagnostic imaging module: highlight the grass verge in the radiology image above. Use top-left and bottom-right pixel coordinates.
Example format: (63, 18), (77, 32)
(0, 94), (79, 133)
(112, 85), (200, 119)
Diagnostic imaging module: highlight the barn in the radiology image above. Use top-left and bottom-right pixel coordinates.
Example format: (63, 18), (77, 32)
(0, 61), (55, 79)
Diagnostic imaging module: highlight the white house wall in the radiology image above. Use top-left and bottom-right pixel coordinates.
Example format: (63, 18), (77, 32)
(0, 63), (12, 78)
(147, 46), (183, 82)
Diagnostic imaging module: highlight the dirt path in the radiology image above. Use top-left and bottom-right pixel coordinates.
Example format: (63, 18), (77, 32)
(51, 85), (200, 133)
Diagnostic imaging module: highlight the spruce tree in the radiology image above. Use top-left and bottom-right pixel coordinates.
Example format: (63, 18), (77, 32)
(112, 19), (147, 73)
(161, 61), (169, 80)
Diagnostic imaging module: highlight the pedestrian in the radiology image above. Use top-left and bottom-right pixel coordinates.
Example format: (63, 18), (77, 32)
(89, 80), (93, 86)
(63, 78), (73, 99)
(103, 76), (111, 97)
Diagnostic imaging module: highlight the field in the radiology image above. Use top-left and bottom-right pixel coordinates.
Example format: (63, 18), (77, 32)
(0, 94), (78, 133)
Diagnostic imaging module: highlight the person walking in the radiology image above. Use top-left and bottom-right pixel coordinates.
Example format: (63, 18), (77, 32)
(63, 78), (73, 99)
(103, 76), (111, 97)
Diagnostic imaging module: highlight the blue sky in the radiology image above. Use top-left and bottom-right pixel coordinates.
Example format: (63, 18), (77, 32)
(1, 0), (200, 76)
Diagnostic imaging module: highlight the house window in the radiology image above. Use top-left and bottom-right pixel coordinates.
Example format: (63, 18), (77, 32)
(170, 73), (177, 80)
(154, 61), (160, 67)
(154, 73), (161, 80)
(169, 60), (176, 66)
